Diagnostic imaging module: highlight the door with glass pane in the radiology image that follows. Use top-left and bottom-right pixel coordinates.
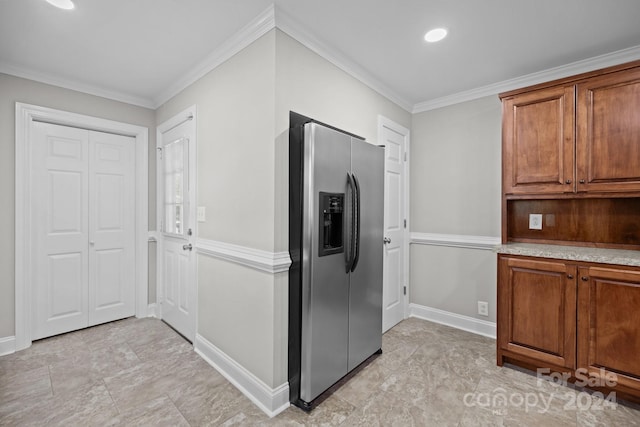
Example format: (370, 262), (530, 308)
(158, 111), (196, 342)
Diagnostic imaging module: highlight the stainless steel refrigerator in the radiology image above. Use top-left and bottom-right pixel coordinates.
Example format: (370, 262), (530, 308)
(288, 112), (384, 410)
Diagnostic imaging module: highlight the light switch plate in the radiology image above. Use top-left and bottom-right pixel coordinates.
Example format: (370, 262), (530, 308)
(529, 213), (543, 230)
(197, 206), (206, 222)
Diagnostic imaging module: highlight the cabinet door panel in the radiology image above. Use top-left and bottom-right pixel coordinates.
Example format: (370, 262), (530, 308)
(503, 85), (575, 195)
(577, 67), (640, 193)
(578, 267), (640, 391)
(498, 256), (576, 369)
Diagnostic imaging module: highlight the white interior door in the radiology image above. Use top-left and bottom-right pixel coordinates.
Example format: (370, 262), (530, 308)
(158, 111), (196, 342)
(31, 122), (135, 340)
(88, 131), (136, 325)
(381, 118), (409, 332)
(32, 122), (89, 340)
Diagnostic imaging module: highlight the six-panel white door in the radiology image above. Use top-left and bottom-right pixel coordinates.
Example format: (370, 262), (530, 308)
(381, 121), (407, 332)
(31, 122), (135, 340)
(88, 130), (136, 325)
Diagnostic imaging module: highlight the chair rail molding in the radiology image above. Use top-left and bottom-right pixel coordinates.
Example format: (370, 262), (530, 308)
(196, 238), (291, 274)
(410, 232), (501, 251)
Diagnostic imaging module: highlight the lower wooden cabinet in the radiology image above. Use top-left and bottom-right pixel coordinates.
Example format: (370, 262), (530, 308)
(498, 254), (640, 401)
(577, 266), (640, 396)
(497, 256), (576, 369)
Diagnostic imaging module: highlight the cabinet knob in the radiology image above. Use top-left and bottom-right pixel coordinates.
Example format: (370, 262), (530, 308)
(579, 179), (586, 184)
(567, 274), (574, 279)
(581, 276), (589, 282)
(565, 179), (572, 184)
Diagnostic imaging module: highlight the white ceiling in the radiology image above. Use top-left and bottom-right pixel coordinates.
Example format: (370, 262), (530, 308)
(2, 0), (640, 111)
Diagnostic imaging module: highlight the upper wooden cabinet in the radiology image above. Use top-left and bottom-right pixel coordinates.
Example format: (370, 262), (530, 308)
(576, 67), (640, 193)
(502, 63), (640, 196)
(502, 85), (575, 195)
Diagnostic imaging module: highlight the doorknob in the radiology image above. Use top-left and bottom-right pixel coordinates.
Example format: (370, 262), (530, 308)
(383, 237), (391, 244)
(183, 243), (193, 251)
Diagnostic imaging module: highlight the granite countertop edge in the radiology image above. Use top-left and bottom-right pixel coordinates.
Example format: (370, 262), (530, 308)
(496, 243), (640, 267)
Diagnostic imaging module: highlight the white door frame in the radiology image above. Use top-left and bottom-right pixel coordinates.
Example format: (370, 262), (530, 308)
(155, 105), (197, 336)
(378, 115), (411, 321)
(15, 102), (149, 351)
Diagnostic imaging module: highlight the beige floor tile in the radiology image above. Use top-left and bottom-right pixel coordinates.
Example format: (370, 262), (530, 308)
(2, 316), (640, 426)
(117, 394), (190, 426)
(0, 365), (52, 405)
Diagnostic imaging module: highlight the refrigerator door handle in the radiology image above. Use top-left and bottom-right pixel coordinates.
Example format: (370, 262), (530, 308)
(351, 173), (361, 272)
(346, 173), (356, 272)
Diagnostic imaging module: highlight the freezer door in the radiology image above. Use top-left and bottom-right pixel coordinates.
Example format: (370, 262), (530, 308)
(300, 122), (352, 402)
(348, 138), (384, 371)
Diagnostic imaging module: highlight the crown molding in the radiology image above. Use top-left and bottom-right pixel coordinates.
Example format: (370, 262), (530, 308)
(0, 62), (156, 109)
(152, 4), (276, 108)
(274, 7), (413, 113)
(4, 3), (640, 115)
(413, 44), (640, 113)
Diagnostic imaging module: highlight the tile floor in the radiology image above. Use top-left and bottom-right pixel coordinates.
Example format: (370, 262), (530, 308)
(1, 317), (639, 426)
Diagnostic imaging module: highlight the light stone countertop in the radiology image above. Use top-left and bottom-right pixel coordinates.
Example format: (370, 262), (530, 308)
(496, 243), (640, 267)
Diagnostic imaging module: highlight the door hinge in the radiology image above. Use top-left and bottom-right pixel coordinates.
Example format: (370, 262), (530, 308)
(403, 286), (407, 295)
(404, 151), (407, 162)
(404, 219), (407, 228)
(157, 147), (163, 160)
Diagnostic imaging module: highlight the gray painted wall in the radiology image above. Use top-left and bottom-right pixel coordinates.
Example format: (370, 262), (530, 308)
(155, 30), (279, 386)
(410, 95), (502, 322)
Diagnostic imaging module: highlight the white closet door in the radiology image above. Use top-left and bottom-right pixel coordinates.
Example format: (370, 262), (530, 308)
(32, 122), (90, 340)
(88, 130), (136, 325)
(31, 123), (136, 340)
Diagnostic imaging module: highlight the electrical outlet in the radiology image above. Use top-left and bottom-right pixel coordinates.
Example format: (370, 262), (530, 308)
(477, 301), (489, 317)
(529, 213), (543, 230)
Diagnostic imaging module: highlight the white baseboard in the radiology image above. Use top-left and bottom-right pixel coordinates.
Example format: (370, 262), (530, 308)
(0, 336), (16, 356)
(409, 303), (496, 339)
(147, 303), (158, 318)
(194, 334), (290, 417)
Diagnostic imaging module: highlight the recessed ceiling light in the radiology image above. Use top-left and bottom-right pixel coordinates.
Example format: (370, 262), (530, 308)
(45, 0), (75, 10)
(424, 28), (447, 43)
